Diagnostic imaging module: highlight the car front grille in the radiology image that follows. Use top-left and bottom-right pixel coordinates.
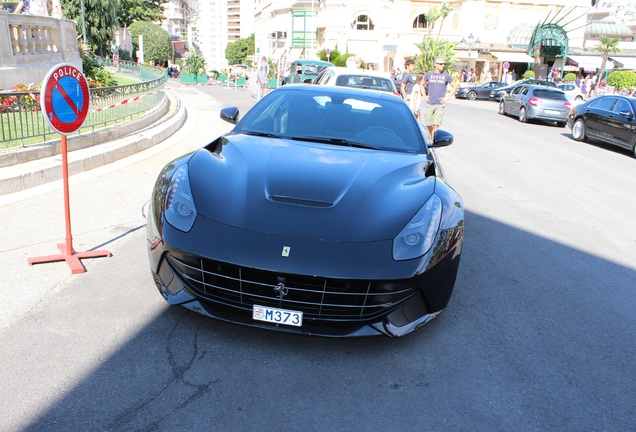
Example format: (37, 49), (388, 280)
(166, 253), (417, 322)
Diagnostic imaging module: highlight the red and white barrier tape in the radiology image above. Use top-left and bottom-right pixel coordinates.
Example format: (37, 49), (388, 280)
(91, 89), (165, 113)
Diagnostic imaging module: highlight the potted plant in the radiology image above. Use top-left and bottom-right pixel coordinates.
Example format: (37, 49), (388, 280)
(180, 52), (208, 84)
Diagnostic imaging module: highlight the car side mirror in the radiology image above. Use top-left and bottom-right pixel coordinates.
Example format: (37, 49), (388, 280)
(220, 107), (240, 124)
(430, 130), (454, 147)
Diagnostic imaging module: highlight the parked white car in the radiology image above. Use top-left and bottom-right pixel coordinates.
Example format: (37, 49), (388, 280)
(557, 83), (586, 103)
(313, 66), (401, 96)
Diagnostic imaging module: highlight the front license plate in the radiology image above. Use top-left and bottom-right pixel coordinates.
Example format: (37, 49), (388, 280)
(253, 305), (303, 327)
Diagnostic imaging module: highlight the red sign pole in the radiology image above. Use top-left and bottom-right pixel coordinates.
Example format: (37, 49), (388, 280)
(27, 63), (111, 274)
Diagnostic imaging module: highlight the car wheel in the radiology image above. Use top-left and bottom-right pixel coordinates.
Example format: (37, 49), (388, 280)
(498, 101), (506, 115)
(519, 107), (528, 123)
(571, 118), (587, 142)
(575, 96), (584, 101)
(468, 91), (477, 100)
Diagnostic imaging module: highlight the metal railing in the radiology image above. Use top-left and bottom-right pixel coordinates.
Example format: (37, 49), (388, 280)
(0, 60), (167, 150)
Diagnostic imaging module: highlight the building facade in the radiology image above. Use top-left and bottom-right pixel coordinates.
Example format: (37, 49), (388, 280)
(251, 0), (636, 78)
(196, 0), (255, 71)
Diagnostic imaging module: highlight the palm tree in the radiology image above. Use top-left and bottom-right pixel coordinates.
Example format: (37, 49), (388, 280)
(591, 35), (621, 88)
(436, 3), (453, 39)
(425, 7), (442, 37)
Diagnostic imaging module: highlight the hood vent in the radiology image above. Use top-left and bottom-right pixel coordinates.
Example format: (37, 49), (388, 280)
(269, 194), (334, 207)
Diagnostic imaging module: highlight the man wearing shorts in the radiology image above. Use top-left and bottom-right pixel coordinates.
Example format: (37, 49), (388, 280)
(423, 56), (458, 137)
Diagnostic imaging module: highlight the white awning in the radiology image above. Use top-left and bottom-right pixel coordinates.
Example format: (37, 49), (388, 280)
(490, 51), (534, 63)
(567, 55), (614, 71)
(609, 56), (636, 70)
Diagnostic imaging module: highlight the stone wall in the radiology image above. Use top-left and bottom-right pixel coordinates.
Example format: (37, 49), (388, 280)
(0, 11), (81, 90)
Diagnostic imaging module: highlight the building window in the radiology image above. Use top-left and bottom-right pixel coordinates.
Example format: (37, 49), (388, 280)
(352, 15), (374, 31)
(413, 14), (429, 29)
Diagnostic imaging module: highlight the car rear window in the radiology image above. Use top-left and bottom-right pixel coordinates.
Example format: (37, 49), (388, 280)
(534, 89), (566, 100)
(335, 75), (394, 92)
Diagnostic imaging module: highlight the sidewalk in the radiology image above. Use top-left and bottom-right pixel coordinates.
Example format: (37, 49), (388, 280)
(0, 80), (257, 329)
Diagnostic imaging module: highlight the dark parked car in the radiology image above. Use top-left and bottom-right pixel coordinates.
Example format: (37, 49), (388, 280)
(455, 81), (506, 100)
(567, 94), (636, 157)
(498, 84), (571, 126)
(489, 79), (557, 101)
(146, 85), (464, 338)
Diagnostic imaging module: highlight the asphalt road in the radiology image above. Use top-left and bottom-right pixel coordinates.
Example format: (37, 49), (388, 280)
(1, 88), (634, 431)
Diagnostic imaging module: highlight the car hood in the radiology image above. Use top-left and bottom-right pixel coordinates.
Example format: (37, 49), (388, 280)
(187, 134), (437, 242)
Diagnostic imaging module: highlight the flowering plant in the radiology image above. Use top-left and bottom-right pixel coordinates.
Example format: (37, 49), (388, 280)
(1, 83), (40, 113)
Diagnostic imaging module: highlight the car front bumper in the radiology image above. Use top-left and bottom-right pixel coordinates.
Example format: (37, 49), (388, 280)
(146, 213), (463, 338)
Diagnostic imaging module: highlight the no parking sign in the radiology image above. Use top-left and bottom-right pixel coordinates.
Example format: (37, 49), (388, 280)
(40, 63), (90, 135)
(28, 63), (110, 274)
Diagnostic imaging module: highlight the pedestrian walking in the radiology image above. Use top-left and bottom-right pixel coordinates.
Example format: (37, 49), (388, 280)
(400, 59), (417, 106)
(422, 56), (458, 137)
(257, 56), (269, 100)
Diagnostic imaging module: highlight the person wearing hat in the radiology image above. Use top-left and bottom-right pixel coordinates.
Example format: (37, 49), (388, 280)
(422, 56), (458, 137)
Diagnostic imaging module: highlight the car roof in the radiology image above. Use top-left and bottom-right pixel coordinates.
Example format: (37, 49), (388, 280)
(321, 66), (392, 78)
(275, 83), (404, 101)
(290, 59), (334, 66)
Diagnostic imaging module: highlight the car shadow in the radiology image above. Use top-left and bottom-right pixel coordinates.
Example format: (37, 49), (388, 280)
(8, 211), (636, 431)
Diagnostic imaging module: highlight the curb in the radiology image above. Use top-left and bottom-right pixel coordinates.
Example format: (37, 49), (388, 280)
(0, 92), (186, 196)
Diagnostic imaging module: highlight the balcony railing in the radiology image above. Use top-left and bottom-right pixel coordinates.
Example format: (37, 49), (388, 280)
(0, 11), (81, 90)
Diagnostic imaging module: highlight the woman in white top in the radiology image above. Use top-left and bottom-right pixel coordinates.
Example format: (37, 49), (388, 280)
(410, 73), (424, 120)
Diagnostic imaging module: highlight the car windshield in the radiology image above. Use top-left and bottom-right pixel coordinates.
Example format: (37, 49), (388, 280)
(303, 64), (328, 76)
(234, 89), (426, 153)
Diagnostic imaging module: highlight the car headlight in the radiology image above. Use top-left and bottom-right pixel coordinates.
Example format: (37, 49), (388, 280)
(393, 194), (442, 261)
(165, 164), (197, 232)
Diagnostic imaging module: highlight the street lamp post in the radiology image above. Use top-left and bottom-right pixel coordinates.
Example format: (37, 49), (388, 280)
(461, 33), (480, 74)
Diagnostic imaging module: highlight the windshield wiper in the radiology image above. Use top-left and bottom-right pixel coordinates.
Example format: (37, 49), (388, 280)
(242, 131), (282, 139)
(290, 136), (381, 150)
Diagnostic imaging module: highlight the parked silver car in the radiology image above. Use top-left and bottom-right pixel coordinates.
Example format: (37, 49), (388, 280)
(498, 84), (571, 127)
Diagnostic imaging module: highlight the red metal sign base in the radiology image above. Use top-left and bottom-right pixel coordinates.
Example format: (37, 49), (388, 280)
(28, 243), (111, 274)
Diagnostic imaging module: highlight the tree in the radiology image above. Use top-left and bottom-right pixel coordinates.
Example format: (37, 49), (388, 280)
(591, 35), (621, 88)
(436, 3), (453, 39)
(129, 21), (173, 66)
(425, 7), (442, 37)
(414, 35), (458, 72)
(117, 0), (164, 28)
(606, 70), (636, 91)
(183, 52), (207, 75)
(62, 0), (118, 56)
(316, 48), (354, 67)
(563, 72), (577, 83)
(225, 34), (255, 66)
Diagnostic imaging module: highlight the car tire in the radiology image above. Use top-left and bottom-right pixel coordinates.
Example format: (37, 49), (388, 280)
(498, 101), (506, 115)
(575, 96), (584, 101)
(468, 91), (477, 100)
(519, 107), (528, 123)
(571, 118), (588, 142)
